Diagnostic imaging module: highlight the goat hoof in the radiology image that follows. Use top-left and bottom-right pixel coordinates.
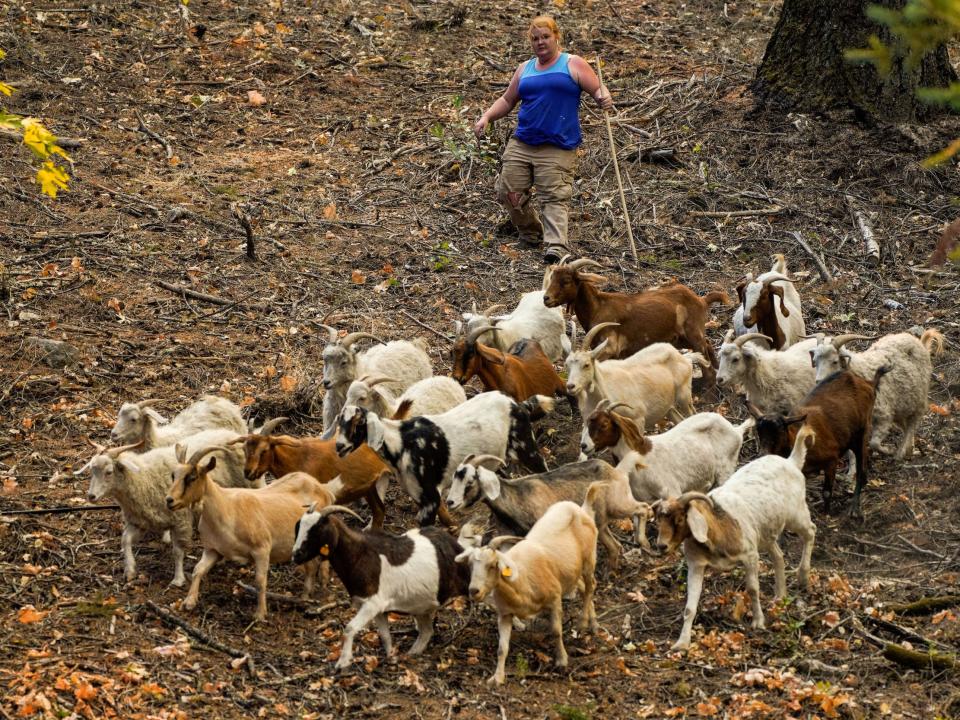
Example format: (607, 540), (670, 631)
(168, 578), (186, 589)
(487, 674), (505, 686)
(670, 641), (690, 653)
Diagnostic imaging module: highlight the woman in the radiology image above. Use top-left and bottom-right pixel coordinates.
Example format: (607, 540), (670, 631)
(474, 16), (614, 264)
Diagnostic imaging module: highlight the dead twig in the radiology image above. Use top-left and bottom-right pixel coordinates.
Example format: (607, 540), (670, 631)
(1, 504), (120, 516)
(689, 206), (784, 218)
(143, 600), (256, 676)
(155, 280), (235, 307)
(400, 308), (452, 342)
(845, 193), (881, 266)
(134, 110), (173, 160)
(789, 231), (834, 284)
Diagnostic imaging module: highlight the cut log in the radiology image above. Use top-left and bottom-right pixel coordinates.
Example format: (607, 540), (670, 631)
(887, 596), (960, 616)
(882, 643), (957, 672)
(845, 194), (881, 266)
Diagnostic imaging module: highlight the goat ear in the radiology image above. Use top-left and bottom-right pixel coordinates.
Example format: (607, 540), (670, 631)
(477, 344), (506, 365)
(809, 350), (816, 368)
(784, 414), (807, 426)
(497, 553), (519, 582)
(478, 469), (501, 500)
(117, 457), (140, 475)
(202, 456), (217, 473)
(613, 413), (648, 453)
(735, 280), (747, 304)
(769, 284), (788, 316)
(454, 320), (463, 335)
(365, 414), (385, 450)
(687, 505), (710, 545)
(174, 443), (187, 463)
(454, 548), (474, 564)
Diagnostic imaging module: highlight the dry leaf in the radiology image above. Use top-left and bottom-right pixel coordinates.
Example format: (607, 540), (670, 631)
(322, 203), (337, 220)
(74, 683), (97, 701)
(380, 263), (394, 275)
(229, 655), (249, 670)
(696, 701), (720, 716)
(247, 90), (267, 106)
(351, 270), (366, 284)
(929, 403), (950, 416)
(397, 668), (426, 693)
(279, 375), (297, 393)
(822, 610), (841, 628)
(263, 365), (277, 379)
(373, 279), (391, 294)
(18, 606), (49, 624)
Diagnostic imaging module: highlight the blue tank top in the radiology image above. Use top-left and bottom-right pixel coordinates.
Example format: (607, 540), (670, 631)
(514, 53), (583, 150)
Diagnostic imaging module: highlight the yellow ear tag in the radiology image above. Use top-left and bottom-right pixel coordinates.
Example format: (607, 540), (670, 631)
(501, 566), (512, 578)
(320, 545), (330, 556)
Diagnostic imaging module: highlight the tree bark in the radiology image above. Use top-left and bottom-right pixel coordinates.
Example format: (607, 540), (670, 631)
(752, 0), (957, 121)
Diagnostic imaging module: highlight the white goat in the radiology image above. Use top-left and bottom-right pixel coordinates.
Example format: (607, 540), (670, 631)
(320, 325), (433, 435)
(455, 494), (600, 685)
(733, 254), (805, 349)
(810, 330), (943, 459)
(716, 331), (817, 414)
(583, 402), (753, 546)
(344, 375), (466, 420)
(457, 290), (570, 363)
(565, 322), (701, 448)
(111, 395), (245, 449)
(336, 391), (551, 526)
(654, 426), (817, 651)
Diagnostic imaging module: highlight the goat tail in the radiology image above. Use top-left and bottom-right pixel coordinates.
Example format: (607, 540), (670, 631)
(735, 417), (755, 439)
(521, 394), (556, 420)
(790, 425), (816, 469)
(921, 329), (944, 356)
(582, 481), (610, 523)
(702, 289), (732, 307)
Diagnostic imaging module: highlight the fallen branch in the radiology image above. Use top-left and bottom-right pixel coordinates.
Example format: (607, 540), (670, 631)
(134, 110), (173, 160)
(689, 206), (783, 219)
(400, 308), (452, 342)
(887, 596), (960, 616)
(0, 128), (85, 149)
(882, 643), (957, 672)
(864, 614), (955, 653)
(155, 280), (234, 306)
(1, 504), (119, 516)
(789, 230), (834, 284)
(230, 202), (256, 260)
(143, 600), (256, 676)
(235, 582), (339, 610)
(845, 194), (880, 266)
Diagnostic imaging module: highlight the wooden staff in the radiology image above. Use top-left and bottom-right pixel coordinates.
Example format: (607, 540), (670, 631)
(597, 57), (638, 264)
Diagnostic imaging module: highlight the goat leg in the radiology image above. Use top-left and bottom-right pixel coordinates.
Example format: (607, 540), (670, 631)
(408, 611), (436, 655)
(550, 597), (568, 667)
(488, 613), (514, 685)
(673, 560), (706, 651)
(744, 552), (765, 629)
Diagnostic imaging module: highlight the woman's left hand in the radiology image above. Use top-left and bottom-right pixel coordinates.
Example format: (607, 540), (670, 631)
(595, 88), (614, 111)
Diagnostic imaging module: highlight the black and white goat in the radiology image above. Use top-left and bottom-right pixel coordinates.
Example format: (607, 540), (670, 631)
(292, 505), (470, 669)
(336, 391), (551, 526)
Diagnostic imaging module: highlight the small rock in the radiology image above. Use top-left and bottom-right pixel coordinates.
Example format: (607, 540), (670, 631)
(24, 337), (79, 368)
(18, 311), (41, 321)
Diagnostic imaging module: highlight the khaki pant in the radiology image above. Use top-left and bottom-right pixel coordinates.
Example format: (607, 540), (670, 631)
(495, 138), (576, 251)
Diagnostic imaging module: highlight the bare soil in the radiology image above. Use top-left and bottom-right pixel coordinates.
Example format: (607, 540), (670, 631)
(1, 1), (960, 718)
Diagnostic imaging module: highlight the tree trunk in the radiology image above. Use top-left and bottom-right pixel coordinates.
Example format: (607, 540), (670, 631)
(752, 0), (957, 121)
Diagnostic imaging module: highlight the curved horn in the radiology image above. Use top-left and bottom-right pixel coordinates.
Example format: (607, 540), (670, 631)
(488, 535), (524, 550)
(320, 324), (340, 343)
(557, 253), (573, 266)
(185, 444), (231, 467)
(582, 321), (620, 349)
(761, 273), (794, 286)
(136, 398), (163, 409)
(606, 401), (634, 415)
(259, 417), (289, 436)
(676, 491), (714, 507)
(567, 258), (604, 272)
(86, 438), (107, 454)
(225, 435), (251, 445)
(723, 329), (736, 344)
(313, 504), (364, 521)
(466, 324), (498, 345)
(734, 333), (773, 348)
(360, 375), (398, 389)
(467, 454), (505, 468)
(481, 303), (505, 317)
(341, 332), (382, 349)
(106, 441), (143, 458)
(832, 333), (875, 349)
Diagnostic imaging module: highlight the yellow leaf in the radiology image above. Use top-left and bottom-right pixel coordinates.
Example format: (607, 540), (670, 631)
(247, 90), (267, 106)
(0, 82), (13, 96)
(36, 160), (70, 199)
(322, 203), (337, 220)
(279, 375), (296, 393)
(18, 606), (48, 624)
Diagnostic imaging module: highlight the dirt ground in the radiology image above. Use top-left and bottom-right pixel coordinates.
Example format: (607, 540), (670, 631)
(2, 0), (960, 718)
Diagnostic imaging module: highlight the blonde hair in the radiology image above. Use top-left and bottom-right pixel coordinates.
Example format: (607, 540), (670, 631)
(528, 16), (561, 43)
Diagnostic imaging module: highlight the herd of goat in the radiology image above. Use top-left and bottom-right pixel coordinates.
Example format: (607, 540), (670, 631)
(75, 254), (944, 685)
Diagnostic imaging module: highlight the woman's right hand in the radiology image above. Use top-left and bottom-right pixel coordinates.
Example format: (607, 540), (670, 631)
(473, 115), (489, 140)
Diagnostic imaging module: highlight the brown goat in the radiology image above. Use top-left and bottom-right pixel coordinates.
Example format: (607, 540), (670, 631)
(451, 326), (574, 412)
(230, 419), (396, 528)
(749, 367), (887, 519)
(542, 258), (728, 384)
